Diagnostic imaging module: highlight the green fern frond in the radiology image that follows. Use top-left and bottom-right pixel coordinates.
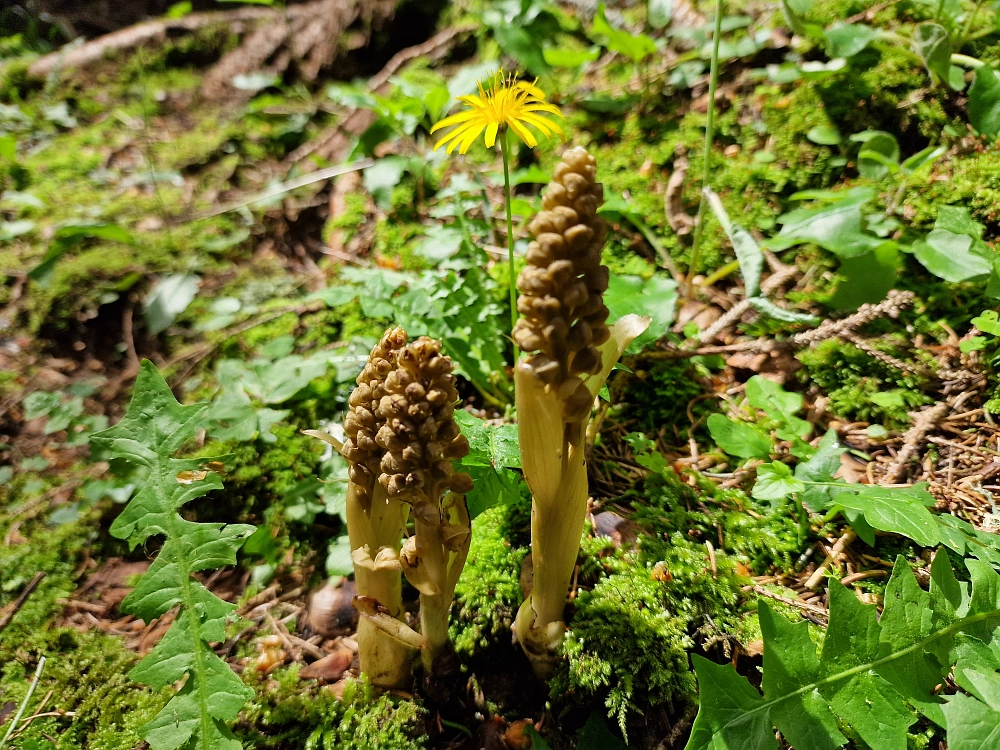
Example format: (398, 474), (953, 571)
(91, 361), (255, 750)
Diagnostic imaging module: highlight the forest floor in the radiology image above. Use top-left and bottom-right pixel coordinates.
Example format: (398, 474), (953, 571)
(3, 0), (1000, 748)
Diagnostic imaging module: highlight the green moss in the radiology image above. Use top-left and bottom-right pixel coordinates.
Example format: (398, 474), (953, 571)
(238, 669), (427, 749)
(0, 504), (94, 635)
(554, 469), (803, 733)
(0, 628), (167, 750)
(797, 338), (932, 426)
(451, 493), (530, 656)
(619, 357), (713, 438)
(323, 191), (368, 247)
(556, 554), (697, 735)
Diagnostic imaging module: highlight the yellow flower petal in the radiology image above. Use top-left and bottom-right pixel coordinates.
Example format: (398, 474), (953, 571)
(484, 122), (499, 149)
(430, 109), (481, 133)
(456, 123), (486, 154)
(508, 118), (537, 148)
(519, 112), (564, 139)
(430, 70), (564, 153)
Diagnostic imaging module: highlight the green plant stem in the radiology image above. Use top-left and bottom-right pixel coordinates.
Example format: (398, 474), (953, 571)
(499, 127), (519, 363)
(960, 0), (985, 47)
(2, 656), (45, 747)
(685, 0), (725, 300)
(700, 259), (740, 287)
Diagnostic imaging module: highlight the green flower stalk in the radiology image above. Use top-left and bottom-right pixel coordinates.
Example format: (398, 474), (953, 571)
(511, 147), (649, 678)
(342, 327), (416, 689)
(376, 336), (473, 674)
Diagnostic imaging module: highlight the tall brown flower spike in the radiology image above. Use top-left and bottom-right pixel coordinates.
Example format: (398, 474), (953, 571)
(341, 327), (416, 689)
(512, 146), (611, 437)
(513, 147), (649, 678)
(343, 327), (408, 506)
(375, 336), (474, 673)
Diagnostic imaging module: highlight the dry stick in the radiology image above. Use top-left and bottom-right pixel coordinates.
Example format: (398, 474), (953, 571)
(0, 572), (45, 633)
(840, 569), (889, 586)
(698, 253), (799, 343)
(805, 530), (856, 590)
(883, 401), (952, 484)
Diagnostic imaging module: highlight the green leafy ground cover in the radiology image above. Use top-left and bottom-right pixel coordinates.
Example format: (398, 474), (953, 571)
(5, 0), (1000, 748)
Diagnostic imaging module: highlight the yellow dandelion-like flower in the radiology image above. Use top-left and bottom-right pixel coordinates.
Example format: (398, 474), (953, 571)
(430, 70), (564, 154)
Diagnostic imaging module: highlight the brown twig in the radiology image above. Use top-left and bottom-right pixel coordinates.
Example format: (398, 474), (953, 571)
(883, 402), (951, 484)
(0, 572), (45, 632)
(805, 530), (856, 590)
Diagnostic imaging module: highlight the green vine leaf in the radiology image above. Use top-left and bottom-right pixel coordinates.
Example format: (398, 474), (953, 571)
(686, 554), (1000, 750)
(91, 361), (255, 750)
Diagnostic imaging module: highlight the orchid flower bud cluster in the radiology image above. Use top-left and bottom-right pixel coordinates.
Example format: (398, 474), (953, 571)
(513, 147), (649, 677)
(339, 328), (474, 684)
(513, 147), (612, 439)
(341, 327), (414, 688)
(375, 336), (474, 673)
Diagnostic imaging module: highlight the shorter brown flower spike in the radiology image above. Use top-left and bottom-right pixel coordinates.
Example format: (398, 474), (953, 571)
(374, 337), (473, 511)
(342, 327), (408, 508)
(512, 146), (610, 425)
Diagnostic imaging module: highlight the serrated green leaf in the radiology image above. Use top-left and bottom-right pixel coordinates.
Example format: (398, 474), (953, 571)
(90, 361), (254, 750)
(972, 310), (1000, 336)
(795, 429), (846, 510)
(745, 375), (812, 439)
(603, 273), (677, 353)
(686, 557), (1000, 750)
(942, 691), (1000, 749)
(454, 410), (522, 519)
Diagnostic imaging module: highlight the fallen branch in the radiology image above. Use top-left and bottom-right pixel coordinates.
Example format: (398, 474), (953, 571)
(27, 6), (290, 79)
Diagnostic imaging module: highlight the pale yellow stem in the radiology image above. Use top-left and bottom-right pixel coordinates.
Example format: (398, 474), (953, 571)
(346, 482), (413, 688)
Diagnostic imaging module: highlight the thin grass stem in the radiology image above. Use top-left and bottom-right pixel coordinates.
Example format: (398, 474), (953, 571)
(2, 656), (46, 747)
(685, 0), (725, 300)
